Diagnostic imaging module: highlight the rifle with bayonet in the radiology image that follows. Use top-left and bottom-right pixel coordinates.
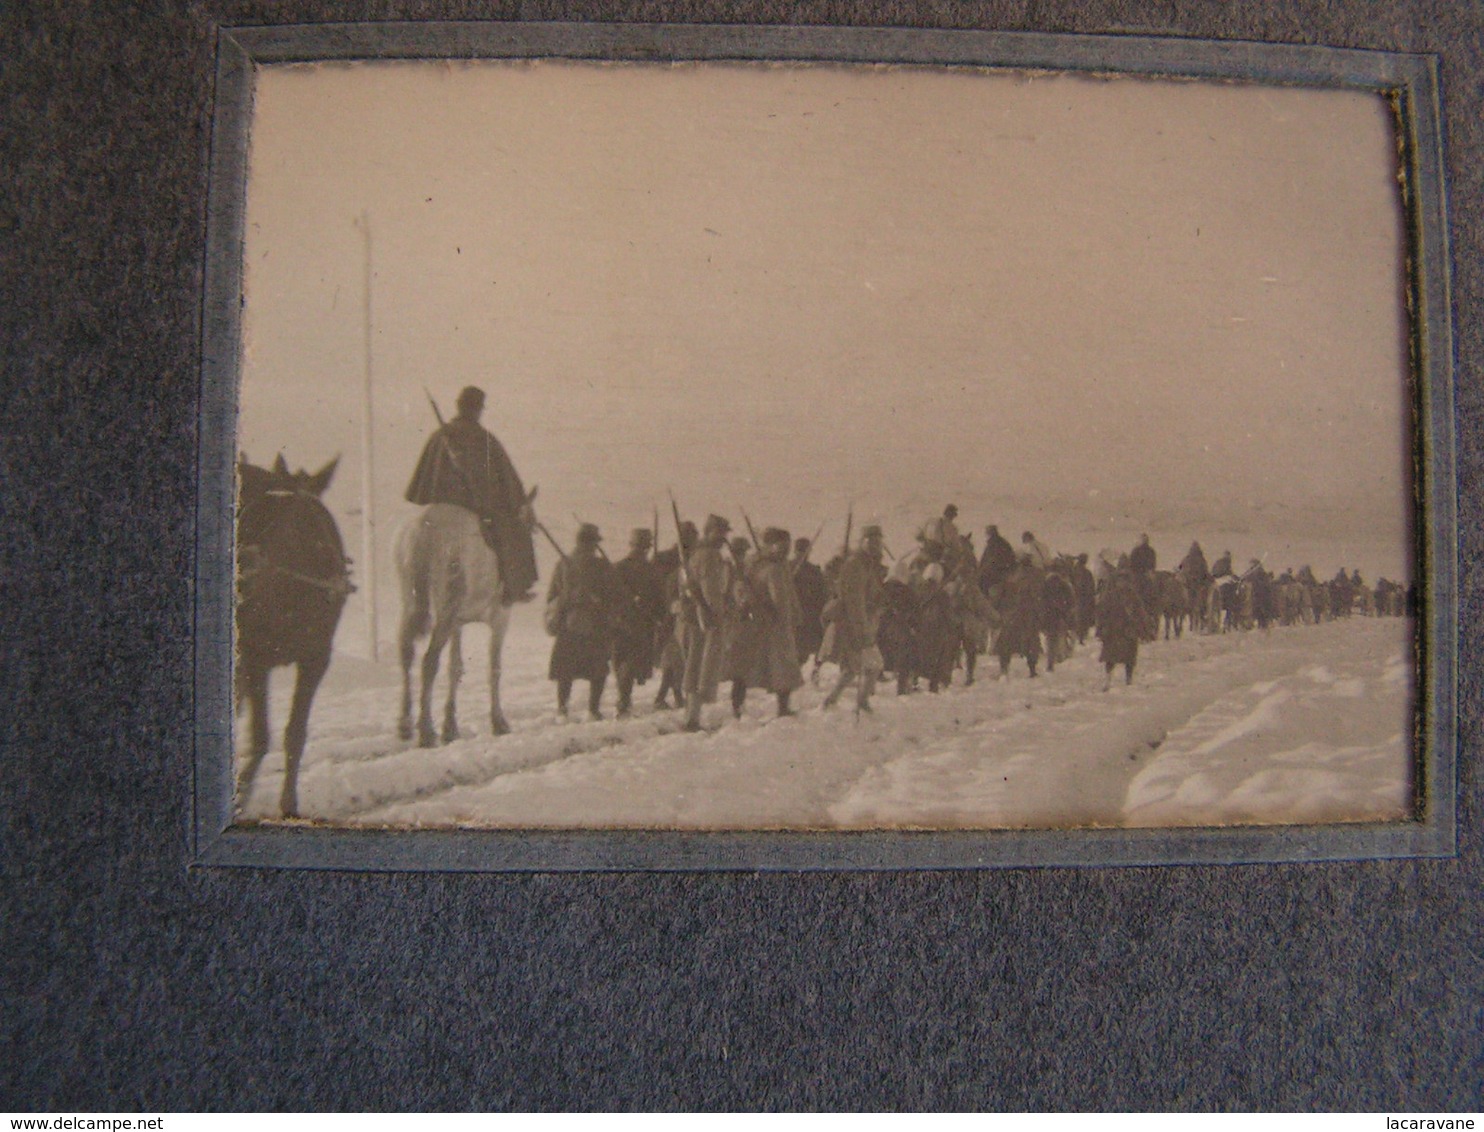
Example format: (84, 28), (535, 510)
(668, 490), (713, 631)
(740, 508), (762, 554)
(730, 509), (772, 623)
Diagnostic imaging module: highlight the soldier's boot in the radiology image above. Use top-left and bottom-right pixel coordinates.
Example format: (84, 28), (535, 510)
(731, 681), (747, 719)
(776, 691), (793, 718)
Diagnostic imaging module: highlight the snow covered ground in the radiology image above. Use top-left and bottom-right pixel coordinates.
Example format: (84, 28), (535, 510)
(234, 615), (1414, 831)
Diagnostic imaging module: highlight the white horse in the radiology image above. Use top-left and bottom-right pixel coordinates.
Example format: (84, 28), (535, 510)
(396, 504), (515, 747)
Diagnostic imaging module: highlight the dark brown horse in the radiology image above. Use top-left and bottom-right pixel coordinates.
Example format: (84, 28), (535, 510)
(235, 455), (352, 818)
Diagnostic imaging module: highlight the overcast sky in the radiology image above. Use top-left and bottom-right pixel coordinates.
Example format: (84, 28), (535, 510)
(238, 60), (1414, 630)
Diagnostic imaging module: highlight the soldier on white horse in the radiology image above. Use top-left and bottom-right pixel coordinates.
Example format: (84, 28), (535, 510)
(397, 386), (539, 746)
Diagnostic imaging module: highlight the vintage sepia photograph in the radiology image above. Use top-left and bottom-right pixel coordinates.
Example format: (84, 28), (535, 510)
(230, 56), (1420, 834)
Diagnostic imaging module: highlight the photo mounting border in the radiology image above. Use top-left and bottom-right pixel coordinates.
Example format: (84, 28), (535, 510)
(193, 21), (1457, 872)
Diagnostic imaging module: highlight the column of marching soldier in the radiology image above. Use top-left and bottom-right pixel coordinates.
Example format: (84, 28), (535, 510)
(539, 500), (1416, 727)
(402, 386), (1415, 730)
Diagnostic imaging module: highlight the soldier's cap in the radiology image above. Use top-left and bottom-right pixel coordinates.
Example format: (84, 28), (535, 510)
(944, 504), (958, 518)
(704, 513), (731, 534)
(456, 386), (486, 412)
(762, 527), (790, 546)
(629, 528), (653, 548)
(861, 524), (884, 540)
(576, 523), (602, 544)
(986, 524), (999, 534)
(678, 520), (698, 538)
(729, 536), (751, 554)
(1021, 531), (1035, 541)
(793, 537), (812, 552)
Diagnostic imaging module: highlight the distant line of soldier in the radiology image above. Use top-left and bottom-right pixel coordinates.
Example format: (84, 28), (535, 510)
(540, 500), (1417, 725)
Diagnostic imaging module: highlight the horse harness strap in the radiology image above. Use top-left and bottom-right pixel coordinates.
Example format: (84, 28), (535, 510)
(268, 562), (356, 598)
(239, 550), (355, 600)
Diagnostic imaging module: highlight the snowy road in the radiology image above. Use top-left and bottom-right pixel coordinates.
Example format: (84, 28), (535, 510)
(235, 616), (1414, 831)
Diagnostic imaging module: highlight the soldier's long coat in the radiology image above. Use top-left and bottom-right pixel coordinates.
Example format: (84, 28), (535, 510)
(792, 558), (828, 664)
(914, 584), (959, 691)
(821, 549), (885, 667)
(726, 554), (805, 694)
(611, 553), (665, 681)
(405, 417), (538, 598)
(1040, 569), (1078, 666)
(1071, 562), (1097, 640)
(1096, 570), (1144, 669)
(652, 546), (685, 678)
(994, 564), (1044, 664)
(680, 542), (733, 705)
(546, 551), (617, 682)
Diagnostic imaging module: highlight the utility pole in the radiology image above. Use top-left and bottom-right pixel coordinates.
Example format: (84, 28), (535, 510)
(357, 210), (379, 661)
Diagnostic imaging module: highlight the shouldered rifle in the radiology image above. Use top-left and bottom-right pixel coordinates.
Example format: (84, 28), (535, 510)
(740, 508), (762, 553)
(532, 519), (569, 563)
(792, 519), (826, 578)
(422, 388), (473, 495)
(668, 490), (713, 630)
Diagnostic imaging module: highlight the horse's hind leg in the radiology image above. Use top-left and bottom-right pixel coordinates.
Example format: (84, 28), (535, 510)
(236, 659), (271, 808)
(488, 606), (512, 736)
(418, 618), (454, 748)
(397, 610), (421, 741)
(441, 626), (464, 744)
(280, 651), (330, 819)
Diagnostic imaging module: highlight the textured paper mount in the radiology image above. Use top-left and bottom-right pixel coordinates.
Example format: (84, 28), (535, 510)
(194, 22), (1456, 871)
